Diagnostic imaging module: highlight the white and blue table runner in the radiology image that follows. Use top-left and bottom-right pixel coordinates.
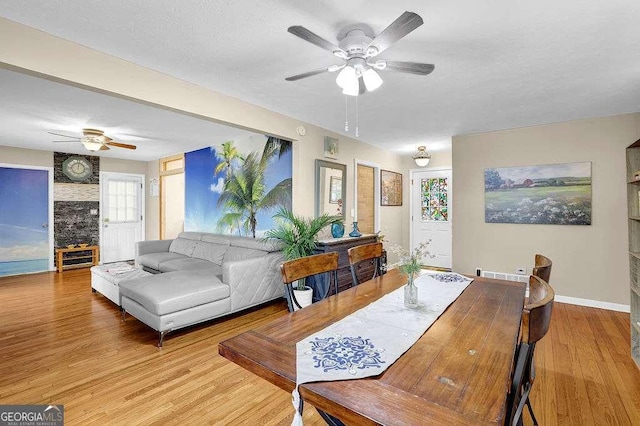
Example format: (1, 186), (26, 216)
(291, 271), (474, 425)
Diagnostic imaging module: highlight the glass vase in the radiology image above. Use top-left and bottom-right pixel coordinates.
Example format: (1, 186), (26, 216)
(349, 221), (362, 237)
(331, 222), (345, 238)
(404, 274), (418, 308)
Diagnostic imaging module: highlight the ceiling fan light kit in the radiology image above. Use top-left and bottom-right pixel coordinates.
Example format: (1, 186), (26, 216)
(413, 146), (431, 167)
(81, 138), (103, 151)
(362, 68), (383, 92)
(336, 65), (356, 89)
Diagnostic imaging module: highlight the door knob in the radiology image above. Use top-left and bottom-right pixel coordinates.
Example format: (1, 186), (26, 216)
(42, 223), (48, 228)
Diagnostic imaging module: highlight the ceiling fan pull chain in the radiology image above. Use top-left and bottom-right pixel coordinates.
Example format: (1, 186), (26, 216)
(355, 95), (359, 138)
(344, 95), (349, 132)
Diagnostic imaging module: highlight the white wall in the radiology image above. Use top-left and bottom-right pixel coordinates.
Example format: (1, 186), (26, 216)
(453, 112), (640, 306)
(0, 145), (52, 167)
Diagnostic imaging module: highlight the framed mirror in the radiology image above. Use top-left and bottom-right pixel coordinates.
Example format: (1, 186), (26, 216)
(315, 159), (347, 221)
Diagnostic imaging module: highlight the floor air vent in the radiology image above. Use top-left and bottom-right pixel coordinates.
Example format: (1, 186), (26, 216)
(481, 271), (529, 283)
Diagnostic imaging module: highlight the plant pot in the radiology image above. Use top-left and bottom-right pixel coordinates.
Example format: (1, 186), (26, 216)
(292, 286), (313, 311)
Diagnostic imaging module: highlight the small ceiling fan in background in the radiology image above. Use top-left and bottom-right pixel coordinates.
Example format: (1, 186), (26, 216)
(286, 11), (435, 96)
(48, 128), (136, 151)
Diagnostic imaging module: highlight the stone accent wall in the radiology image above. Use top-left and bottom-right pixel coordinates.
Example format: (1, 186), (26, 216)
(54, 183), (99, 202)
(53, 152), (100, 248)
(54, 201), (100, 247)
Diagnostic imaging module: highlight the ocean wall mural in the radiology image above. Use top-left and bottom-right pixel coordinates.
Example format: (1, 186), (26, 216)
(185, 135), (292, 237)
(0, 167), (50, 276)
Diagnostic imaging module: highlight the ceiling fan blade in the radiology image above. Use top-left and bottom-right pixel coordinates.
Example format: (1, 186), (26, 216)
(105, 140), (137, 150)
(367, 11), (424, 56)
(47, 131), (79, 139)
(383, 61), (435, 75)
(358, 77), (366, 95)
(99, 145), (110, 151)
(288, 26), (347, 57)
(285, 66), (337, 81)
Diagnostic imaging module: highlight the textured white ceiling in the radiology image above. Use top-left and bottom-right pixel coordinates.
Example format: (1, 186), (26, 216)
(1, 0), (639, 157)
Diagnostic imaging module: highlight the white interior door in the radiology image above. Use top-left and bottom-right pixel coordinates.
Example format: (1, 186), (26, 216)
(411, 169), (452, 269)
(101, 173), (145, 263)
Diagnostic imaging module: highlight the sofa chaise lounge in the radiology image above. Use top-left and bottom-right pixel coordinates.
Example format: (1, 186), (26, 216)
(121, 232), (284, 346)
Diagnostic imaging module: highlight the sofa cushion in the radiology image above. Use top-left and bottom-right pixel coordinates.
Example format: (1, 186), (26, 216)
(228, 235), (282, 252)
(223, 246), (265, 263)
(169, 238), (198, 256)
(176, 232), (204, 241)
(201, 234), (232, 245)
(192, 240), (229, 265)
(138, 252), (187, 270)
(119, 270), (230, 316)
(159, 258), (223, 274)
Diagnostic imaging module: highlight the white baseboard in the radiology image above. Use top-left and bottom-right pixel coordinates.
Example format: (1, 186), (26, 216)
(554, 295), (630, 313)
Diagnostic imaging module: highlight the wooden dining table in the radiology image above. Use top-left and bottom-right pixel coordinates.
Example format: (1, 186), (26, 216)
(218, 269), (526, 425)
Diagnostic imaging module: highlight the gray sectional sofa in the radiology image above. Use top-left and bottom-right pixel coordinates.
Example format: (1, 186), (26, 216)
(121, 232), (284, 346)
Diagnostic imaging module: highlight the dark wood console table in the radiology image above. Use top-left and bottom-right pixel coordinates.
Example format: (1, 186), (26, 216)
(313, 234), (380, 293)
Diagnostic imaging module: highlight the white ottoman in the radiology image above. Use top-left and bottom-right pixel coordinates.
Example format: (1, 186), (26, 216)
(91, 263), (152, 306)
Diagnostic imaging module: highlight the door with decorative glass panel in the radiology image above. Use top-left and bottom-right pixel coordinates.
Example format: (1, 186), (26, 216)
(100, 173), (145, 263)
(411, 169), (452, 269)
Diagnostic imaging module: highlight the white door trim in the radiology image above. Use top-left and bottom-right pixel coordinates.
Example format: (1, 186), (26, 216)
(409, 167), (453, 266)
(0, 162), (55, 272)
(99, 171), (146, 263)
(353, 159), (380, 233)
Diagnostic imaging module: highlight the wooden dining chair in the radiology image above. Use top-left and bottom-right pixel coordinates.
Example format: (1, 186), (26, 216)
(279, 252), (339, 312)
(507, 275), (555, 426)
(347, 242), (383, 286)
(532, 253), (552, 283)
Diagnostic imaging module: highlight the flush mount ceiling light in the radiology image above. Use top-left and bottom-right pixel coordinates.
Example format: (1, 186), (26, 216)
(412, 146), (431, 167)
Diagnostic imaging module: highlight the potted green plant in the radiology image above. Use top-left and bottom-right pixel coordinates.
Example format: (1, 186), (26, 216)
(264, 207), (341, 309)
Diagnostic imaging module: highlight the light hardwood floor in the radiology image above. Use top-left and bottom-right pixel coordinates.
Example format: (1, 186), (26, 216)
(0, 269), (639, 425)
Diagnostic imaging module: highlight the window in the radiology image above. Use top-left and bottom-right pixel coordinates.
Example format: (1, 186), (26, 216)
(107, 179), (140, 223)
(159, 154), (185, 239)
(421, 178), (448, 221)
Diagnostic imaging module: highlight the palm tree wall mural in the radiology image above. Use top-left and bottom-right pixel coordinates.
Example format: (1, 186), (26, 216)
(184, 135), (292, 237)
(214, 141), (244, 178)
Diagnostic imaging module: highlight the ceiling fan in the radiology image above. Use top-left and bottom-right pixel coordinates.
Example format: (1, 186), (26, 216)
(286, 11), (435, 96)
(48, 128), (136, 151)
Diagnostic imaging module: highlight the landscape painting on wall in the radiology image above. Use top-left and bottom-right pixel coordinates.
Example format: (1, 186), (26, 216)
(484, 162), (591, 225)
(185, 136), (292, 238)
